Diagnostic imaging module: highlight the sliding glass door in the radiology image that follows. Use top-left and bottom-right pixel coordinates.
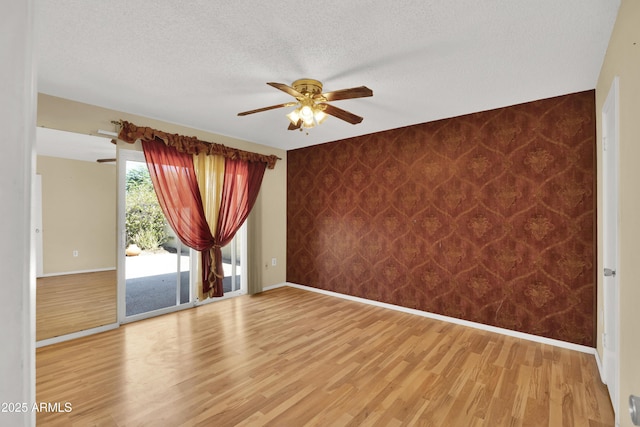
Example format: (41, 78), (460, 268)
(118, 147), (248, 322)
(118, 149), (194, 322)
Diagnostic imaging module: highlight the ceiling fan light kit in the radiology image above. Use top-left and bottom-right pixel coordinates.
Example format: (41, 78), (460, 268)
(285, 95), (328, 130)
(238, 78), (372, 131)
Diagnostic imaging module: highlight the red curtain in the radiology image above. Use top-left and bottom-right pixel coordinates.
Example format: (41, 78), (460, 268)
(142, 139), (267, 298)
(142, 140), (214, 249)
(142, 139), (219, 292)
(207, 158), (266, 297)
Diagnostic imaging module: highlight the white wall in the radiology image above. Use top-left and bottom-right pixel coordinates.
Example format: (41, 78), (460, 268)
(0, 0), (36, 426)
(596, 1), (640, 425)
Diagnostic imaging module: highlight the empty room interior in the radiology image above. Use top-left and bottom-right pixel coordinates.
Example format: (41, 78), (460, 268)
(3, 1), (640, 426)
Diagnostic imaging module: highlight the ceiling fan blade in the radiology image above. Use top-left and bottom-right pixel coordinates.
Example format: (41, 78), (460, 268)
(318, 86), (373, 102)
(267, 82), (304, 99)
(288, 119), (302, 131)
(97, 158), (116, 163)
(237, 102), (297, 116)
(319, 103), (364, 125)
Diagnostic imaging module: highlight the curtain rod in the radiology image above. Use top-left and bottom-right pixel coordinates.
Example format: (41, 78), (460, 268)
(116, 120), (282, 167)
(110, 120), (282, 161)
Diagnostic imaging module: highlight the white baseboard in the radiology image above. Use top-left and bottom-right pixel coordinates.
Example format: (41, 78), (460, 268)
(36, 322), (119, 348)
(38, 267), (116, 278)
(280, 282), (598, 356)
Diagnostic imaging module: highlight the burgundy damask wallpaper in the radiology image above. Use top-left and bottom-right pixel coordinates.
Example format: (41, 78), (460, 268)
(287, 91), (596, 346)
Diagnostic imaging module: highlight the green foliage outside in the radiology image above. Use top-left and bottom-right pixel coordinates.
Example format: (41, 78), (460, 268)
(125, 166), (168, 250)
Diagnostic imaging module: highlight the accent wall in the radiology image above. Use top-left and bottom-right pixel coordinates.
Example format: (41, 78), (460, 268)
(287, 90), (596, 347)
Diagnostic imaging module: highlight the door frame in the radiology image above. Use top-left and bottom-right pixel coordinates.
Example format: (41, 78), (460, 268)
(601, 75), (620, 424)
(34, 173), (43, 277)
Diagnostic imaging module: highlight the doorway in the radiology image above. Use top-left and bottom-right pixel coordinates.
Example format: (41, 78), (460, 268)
(602, 76), (620, 424)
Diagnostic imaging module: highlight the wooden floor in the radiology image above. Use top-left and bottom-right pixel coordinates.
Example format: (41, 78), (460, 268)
(36, 270), (117, 341)
(36, 286), (614, 426)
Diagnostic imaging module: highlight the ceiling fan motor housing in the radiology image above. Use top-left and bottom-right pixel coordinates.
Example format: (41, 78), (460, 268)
(292, 79), (323, 96)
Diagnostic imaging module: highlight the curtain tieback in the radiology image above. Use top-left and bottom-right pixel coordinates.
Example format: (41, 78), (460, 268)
(208, 247), (224, 280)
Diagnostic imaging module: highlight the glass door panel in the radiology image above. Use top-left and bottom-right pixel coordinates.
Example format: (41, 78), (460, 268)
(221, 228), (243, 293)
(119, 151), (193, 321)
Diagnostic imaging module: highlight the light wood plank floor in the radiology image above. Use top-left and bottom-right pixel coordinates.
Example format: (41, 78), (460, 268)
(36, 270), (117, 341)
(36, 286), (614, 426)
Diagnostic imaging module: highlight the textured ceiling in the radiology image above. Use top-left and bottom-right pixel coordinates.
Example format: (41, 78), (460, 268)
(36, 0), (620, 152)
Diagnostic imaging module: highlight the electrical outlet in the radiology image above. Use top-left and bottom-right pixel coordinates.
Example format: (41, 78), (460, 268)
(73, 250), (79, 257)
(272, 258), (277, 266)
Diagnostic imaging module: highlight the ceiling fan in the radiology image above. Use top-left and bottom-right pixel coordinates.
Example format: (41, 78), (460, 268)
(238, 79), (373, 131)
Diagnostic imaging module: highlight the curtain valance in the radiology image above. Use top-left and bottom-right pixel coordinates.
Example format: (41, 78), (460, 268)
(118, 120), (279, 169)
